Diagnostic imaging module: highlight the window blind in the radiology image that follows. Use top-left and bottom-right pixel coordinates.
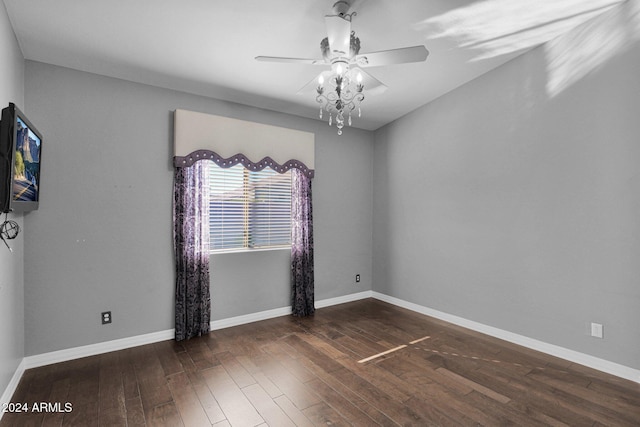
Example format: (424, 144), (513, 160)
(209, 163), (291, 252)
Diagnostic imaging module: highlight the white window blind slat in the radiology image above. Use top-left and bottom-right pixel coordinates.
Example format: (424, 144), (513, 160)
(208, 163), (291, 252)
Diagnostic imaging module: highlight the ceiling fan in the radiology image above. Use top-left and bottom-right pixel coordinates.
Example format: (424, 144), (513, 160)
(255, 0), (429, 134)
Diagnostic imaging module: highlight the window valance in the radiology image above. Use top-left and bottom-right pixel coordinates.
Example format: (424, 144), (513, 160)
(173, 109), (315, 178)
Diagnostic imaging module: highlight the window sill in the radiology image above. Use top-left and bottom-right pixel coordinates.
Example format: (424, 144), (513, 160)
(209, 246), (291, 255)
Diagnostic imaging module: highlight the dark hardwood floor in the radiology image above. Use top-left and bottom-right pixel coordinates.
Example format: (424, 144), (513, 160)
(2, 298), (639, 426)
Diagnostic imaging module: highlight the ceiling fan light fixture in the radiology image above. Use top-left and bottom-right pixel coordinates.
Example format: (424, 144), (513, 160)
(316, 64), (364, 135)
(255, 1), (429, 136)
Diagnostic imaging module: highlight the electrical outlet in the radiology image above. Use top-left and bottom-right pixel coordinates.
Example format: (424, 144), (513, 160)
(590, 322), (603, 339)
(101, 311), (112, 325)
(355, 274), (360, 283)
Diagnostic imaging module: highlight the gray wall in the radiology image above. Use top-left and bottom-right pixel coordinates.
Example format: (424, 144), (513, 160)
(0, 0), (24, 399)
(24, 61), (373, 356)
(16, 0), (637, 376)
(373, 3), (640, 369)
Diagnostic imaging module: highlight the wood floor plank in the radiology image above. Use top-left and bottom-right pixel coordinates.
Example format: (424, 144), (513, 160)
(472, 363), (606, 426)
(396, 368), (491, 425)
(280, 334), (345, 374)
(338, 356), (414, 402)
(200, 365), (263, 427)
(191, 383), (227, 425)
(325, 365), (426, 425)
(2, 299), (639, 427)
(587, 378), (640, 408)
(99, 406), (128, 427)
(375, 354), (492, 425)
(124, 397), (146, 426)
(291, 330), (350, 360)
(98, 357), (126, 417)
(234, 355), (283, 399)
(61, 401), (98, 427)
(120, 352), (141, 401)
(137, 376), (173, 414)
(217, 351), (257, 389)
(273, 395), (315, 427)
(184, 339), (221, 371)
(260, 341), (317, 383)
(153, 341), (186, 377)
(144, 401), (183, 427)
(436, 366), (511, 403)
(402, 394), (470, 427)
(166, 372), (211, 427)
(323, 321), (390, 358)
(302, 402), (351, 427)
(242, 383), (297, 427)
(66, 378), (100, 410)
(462, 390), (555, 427)
(1, 412), (44, 427)
(40, 377), (70, 427)
(527, 367), (640, 422)
(292, 360), (398, 426)
(305, 377), (380, 426)
(41, 411), (65, 427)
(401, 353), (476, 396)
(250, 351), (322, 411)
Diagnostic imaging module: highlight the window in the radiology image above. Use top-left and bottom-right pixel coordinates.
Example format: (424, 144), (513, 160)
(208, 163), (291, 252)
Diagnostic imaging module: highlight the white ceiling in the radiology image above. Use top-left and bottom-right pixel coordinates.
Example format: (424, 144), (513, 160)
(3, 0), (625, 131)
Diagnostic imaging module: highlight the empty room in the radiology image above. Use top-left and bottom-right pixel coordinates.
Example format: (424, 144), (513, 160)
(1, 0), (639, 425)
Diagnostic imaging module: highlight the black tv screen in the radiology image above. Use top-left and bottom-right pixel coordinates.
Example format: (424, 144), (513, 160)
(1, 103), (43, 213)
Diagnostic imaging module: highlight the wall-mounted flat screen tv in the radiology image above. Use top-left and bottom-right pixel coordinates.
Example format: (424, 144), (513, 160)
(0, 103), (43, 213)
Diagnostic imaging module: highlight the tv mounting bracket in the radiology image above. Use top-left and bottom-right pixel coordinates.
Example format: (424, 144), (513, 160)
(0, 212), (20, 252)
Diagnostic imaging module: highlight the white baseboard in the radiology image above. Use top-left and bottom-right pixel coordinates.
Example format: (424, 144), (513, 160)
(372, 291), (640, 384)
(5, 288), (637, 409)
(2, 290), (373, 405)
(0, 358), (26, 422)
(315, 290), (373, 309)
(210, 291), (373, 329)
(24, 329), (175, 370)
(210, 306), (292, 330)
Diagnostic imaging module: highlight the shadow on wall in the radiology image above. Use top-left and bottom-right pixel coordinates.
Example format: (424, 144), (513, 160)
(414, 0), (626, 60)
(413, 0), (640, 98)
(545, 0), (640, 97)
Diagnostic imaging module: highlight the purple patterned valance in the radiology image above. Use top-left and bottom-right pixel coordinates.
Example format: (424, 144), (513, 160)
(174, 150), (315, 179)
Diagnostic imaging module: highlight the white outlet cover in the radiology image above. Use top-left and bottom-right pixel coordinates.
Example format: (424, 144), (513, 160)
(591, 322), (604, 338)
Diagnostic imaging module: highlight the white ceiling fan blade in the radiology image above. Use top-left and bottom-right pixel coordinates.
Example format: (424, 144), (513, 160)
(324, 15), (351, 57)
(297, 71), (331, 94)
(255, 56), (324, 65)
(356, 45), (429, 67)
(352, 67), (387, 95)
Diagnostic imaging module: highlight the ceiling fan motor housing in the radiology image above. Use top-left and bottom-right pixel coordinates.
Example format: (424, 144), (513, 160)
(320, 32), (361, 62)
(332, 1), (352, 17)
